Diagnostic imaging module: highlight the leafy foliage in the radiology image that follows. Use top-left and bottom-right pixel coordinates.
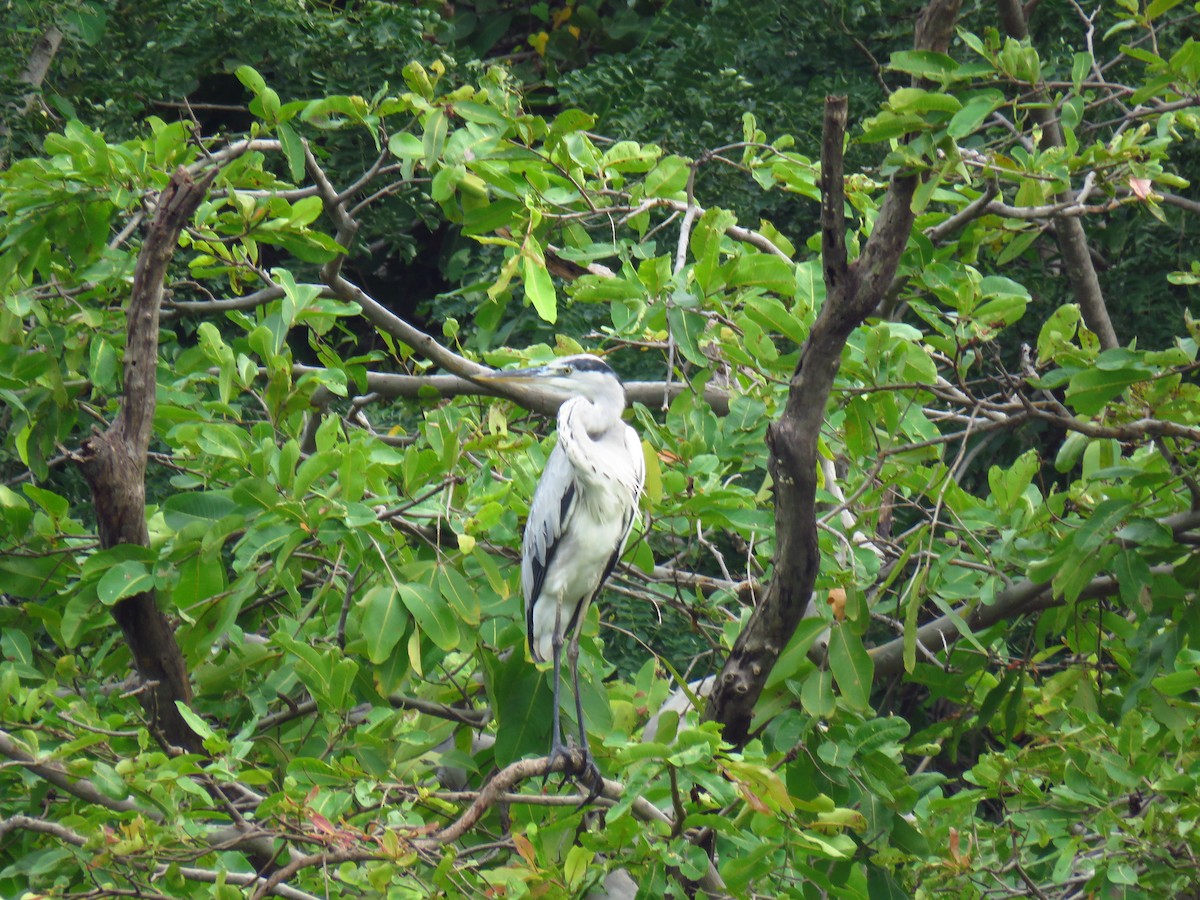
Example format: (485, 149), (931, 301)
(2, 1), (1200, 898)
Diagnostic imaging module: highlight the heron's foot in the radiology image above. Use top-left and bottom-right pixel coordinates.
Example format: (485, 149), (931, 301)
(575, 749), (603, 808)
(543, 741), (603, 806)
(543, 739), (576, 789)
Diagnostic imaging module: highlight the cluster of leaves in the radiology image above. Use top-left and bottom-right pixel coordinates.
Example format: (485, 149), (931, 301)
(1, 1), (1200, 898)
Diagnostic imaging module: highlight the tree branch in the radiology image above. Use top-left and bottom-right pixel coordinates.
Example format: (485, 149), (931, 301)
(703, 0), (961, 746)
(997, 0), (1119, 350)
(0, 813), (315, 900)
(300, 143), (582, 420)
(412, 753), (729, 897)
(295, 366), (732, 417)
(870, 564), (1178, 679)
(0, 26), (62, 167)
(70, 166), (213, 753)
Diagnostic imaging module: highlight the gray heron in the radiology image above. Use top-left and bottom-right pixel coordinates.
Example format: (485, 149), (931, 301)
(479, 354), (645, 796)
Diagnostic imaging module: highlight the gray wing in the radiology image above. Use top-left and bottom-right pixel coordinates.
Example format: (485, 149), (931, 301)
(522, 443), (578, 653)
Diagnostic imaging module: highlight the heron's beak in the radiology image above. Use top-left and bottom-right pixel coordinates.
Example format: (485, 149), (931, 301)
(474, 365), (550, 383)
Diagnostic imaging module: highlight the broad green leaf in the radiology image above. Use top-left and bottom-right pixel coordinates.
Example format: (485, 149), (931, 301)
(277, 121), (305, 181)
(399, 582), (459, 651)
(801, 667), (836, 717)
(550, 109), (595, 134)
(438, 566), (480, 627)
(522, 242), (557, 323)
(360, 585), (409, 664)
(389, 132), (424, 160)
(235, 65), (267, 95)
(1073, 499), (1133, 552)
(828, 623), (874, 710)
(667, 306), (708, 367)
(947, 91), (1003, 138)
(174, 702), (216, 741)
(423, 109), (448, 167)
(888, 87), (962, 114)
(97, 561), (155, 605)
(728, 255), (795, 295)
(766, 618), (831, 689)
(600, 140), (662, 173)
(644, 155), (690, 197)
(488, 651), (553, 766)
(887, 50), (960, 81)
(1065, 367), (1147, 415)
(172, 553), (227, 610)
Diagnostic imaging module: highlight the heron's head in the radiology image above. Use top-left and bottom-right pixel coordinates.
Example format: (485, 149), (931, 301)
(477, 354), (625, 408)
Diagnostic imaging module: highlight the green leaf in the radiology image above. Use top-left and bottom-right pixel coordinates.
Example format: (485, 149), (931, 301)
(858, 112), (928, 142)
(600, 140), (662, 173)
(766, 618), (831, 689)
(692, 207), (737, 293)
(22, 484), (69, 519)
(667, 306), (709, 367)
(438, 566), (480, 627)
(829, 623), (874, 710)
(360, 585), (409, 664)
(235, 65), (267, 95)
(1073, 499), (1133, 552)
(399, 582), (459, 651)
(801, 667), (836, 717)
(644, 156), (690, 197)
(522, 238), (557, 323)
(174, 702), (216, 741)
(549, 109), (596, 134)
(1065, 367), (1147, 415)
(887, 50), (960, 81)
(489, 651), (553, 766)
(1071, 53), (1092, 94)
(947, 90), (1004, 138)
(277, 122), (305, 182)
(888, 87), (962, 114)
(423, 109), (448, 167)
(172, 553), (227, 610)
(728, 255), (795, 295)
(389, 132), (424, 160)
(97, 561), (155, 605)
(1146, 0), (1184, 19)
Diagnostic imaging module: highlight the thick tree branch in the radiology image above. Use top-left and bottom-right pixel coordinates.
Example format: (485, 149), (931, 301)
(820, 99), (849, 285)
(412, 753), (728, 897)
(703, 0), (961, 746)
(300, 143), (577, 421)
(0, 814), (315, 900)
(70, 167), (213, 753)
(295, 366), (732, 417)
(0, 26), (62, 168)
(0, 729), (152, 818)
(997, 0), (1119, 350)
(0, 727), (284, 864)
(871, 564), (1178, 679)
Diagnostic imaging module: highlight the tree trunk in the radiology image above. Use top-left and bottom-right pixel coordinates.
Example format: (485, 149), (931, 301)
(704, 0), (963, 746)
(73, 167), (213, 753)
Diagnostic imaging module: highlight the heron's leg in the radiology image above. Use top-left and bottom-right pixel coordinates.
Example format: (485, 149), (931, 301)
(566, 611), (603, 805)
(549, 597), (565, 752)
(544, 591), (571, 786)
(566, 628), (588, 756)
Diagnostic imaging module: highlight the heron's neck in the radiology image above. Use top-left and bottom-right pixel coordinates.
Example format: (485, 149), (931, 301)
(558, 389), (625, 440)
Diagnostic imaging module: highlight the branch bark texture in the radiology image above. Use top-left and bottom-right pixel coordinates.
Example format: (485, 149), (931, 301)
(0, 26), (62, 168)
(703, 0), (961, 745)
(71, 167), (213, 753)
(997, 0), (1119, 350)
